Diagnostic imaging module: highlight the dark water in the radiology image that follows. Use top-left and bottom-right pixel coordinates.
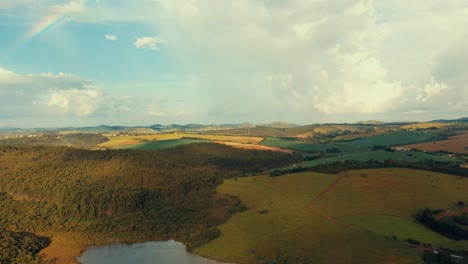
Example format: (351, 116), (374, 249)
(77, 240), (230, 264)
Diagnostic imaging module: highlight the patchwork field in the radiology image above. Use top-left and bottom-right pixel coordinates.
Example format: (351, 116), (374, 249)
(341, 131), (438, 148)
(99, 133), (264, 149)
(260, 137), (355, 152)
(117, 138), (208, 150)
(195, 169), (468, 264)
(400, 123), (453, 130)
(400, 132), (468, 154)
(261, 131), (439, 154)
(301, 150), (458, 167)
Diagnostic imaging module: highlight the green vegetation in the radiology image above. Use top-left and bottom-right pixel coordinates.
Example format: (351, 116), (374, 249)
(0, 143), (299, 262)
(341, 131), (439, 148)
(196, 169), (468, 264)
(302, 150), (457, 167)
(117, 138), (208, 150)
(0, 229), (52, 264)
(416, 207), (468, 240)
(260, 137), (354, 152)
(0, 133), (108, 149)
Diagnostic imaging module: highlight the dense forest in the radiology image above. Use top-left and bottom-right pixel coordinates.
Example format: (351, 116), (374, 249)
(0, 143), (299, 262)
(416, 205), (468, 241)
(0, 229), (52, 264)
(0, 133), (108, 149)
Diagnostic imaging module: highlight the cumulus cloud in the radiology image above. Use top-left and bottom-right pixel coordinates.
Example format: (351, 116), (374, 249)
(133, 37), (165, 51)
(3, 0), (468, 124)
(0, 66), (103, 118)
(104, 34), (117, 41)
(48, 85), (102, 116)
(417, 79), (448, 102)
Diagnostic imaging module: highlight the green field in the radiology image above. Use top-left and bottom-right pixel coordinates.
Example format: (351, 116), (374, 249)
(261, 131), (439, 153)
(301, 150), (457, 167)
(117, 138), (208, 150)
(260, 137), (355, 152)
(342, 131), (438, 148)
(195, 169), (468, 264)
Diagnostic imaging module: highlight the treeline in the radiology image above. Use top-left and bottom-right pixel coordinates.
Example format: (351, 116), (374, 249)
(0, 133), (108, 149)
(312, 159), (468, 177)
(0, 229), (52, 264)
(0, 143), (298, 250)
(270, 159), (468, 177)
(415, 208), (468, 241)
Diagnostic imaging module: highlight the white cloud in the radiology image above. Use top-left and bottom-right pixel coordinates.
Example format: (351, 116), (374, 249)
(3, 0), (468, 124)
(0, 66), (103, 117)
(133, 37), (165, 51)
(48, 85), (102, 116)
(147, 110), (168, 117)
(104, 34), (117, 41)
(417, 78), (448, 102)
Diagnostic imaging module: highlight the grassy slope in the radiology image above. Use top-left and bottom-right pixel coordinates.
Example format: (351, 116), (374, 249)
(261, 131), (439, 153)
(99, 134), (263, 149)
(260, 137), (355, 152)
(301, 150), (457, 167)
(117, 138), (208, 150)
(196, 168), (468, 264)
(341, 131), (438, 148)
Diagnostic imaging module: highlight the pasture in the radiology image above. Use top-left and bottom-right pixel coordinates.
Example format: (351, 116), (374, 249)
(99, 133), (264, 149)
(401, 132), (468, 154)
(301, 150), (458, 167)
(341, 131), (438, 148)
(118, 138), (208, 150)
(196, 169), (468, 264)
(260, 137), (355, 152)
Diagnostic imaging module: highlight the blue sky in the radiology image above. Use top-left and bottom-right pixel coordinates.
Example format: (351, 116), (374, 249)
(0, 0), (467, 127)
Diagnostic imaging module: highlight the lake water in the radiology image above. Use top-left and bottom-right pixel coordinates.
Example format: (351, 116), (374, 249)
(77, 240), (230, 264)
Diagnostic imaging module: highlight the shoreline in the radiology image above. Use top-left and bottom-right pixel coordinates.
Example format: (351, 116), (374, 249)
(39, 233), (235, 264)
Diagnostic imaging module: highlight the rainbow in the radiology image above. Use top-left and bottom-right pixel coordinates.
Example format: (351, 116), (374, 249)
(23, 0), (88, 41)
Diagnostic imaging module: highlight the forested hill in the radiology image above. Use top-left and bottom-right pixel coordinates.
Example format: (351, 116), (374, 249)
(0, 143), (299, 262)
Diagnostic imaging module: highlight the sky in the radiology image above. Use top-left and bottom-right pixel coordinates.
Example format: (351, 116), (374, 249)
(0, 0), (467, 127)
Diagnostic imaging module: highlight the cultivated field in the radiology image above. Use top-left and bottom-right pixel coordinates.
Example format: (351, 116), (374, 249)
(196, 169), (468, 264)
(99, 133), (264, 149)
(400, 123), (452, 130)
(341, 131), (438, 148)
(118, 138), (208, 150)
(260, 137), (355, 152)
(213, 141), (293, 154)
(400, 132), (468, 154)
(301, 150), (458, 167)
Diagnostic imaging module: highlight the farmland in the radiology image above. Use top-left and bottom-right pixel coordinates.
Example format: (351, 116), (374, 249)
(400, 132), (468, 154)
(260, 137), (355, 152)
(341, 131), (439, 148)
(118, 138), (208, 150)
(99, 133), (264, 149)
(301, 150), (458, 167)
(196, 169), (468, 264)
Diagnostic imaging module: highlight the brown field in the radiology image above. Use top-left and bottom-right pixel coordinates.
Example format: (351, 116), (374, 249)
(333, 131), (384, 141)
(214, 141), (293, 154)
(401, 123), (453, 130)
(99, 133), (264, 148)
(400, 132), (468, 154)
(39, 232), (95, 264)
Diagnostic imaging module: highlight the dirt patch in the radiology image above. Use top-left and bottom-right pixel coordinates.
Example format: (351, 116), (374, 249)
(214, 141), (293, 154)
(400, 132), (468, 154)
(435, 207), (468, 220)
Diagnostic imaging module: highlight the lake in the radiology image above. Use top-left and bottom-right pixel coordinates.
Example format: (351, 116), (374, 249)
(77, 240), (230, 264)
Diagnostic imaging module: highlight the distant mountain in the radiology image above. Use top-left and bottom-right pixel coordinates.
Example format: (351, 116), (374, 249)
(0, 127), (21, 132)
(219, 123), (255, 129)
(355, 120), (385, 125)
(430, 117), (468, 123)
(257, 122), (299, 128)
